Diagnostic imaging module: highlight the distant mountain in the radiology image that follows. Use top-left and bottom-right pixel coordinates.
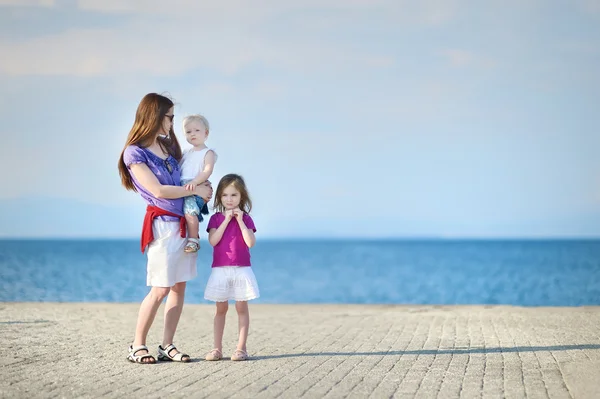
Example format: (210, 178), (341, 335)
(0, 197), (145, 238)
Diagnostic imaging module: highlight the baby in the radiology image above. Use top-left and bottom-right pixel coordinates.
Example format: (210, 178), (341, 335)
(179, 114), (217, 252)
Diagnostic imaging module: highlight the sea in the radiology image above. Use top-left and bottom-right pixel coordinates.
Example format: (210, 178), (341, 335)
(1, 239), (599, 306)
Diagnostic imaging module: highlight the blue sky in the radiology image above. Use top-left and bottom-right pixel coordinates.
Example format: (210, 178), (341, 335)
(1, 0), (599, 238)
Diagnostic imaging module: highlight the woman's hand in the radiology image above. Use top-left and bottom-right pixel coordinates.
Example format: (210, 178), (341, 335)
(194, 181), (213, 202)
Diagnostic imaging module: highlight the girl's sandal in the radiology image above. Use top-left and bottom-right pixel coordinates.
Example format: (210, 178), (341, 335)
(184, 238), (200, 253)
(157, 344), (191, 362)
(205, 348), (223, 361)
(231, 349), (249, 361)
(127, 345), (156, 364)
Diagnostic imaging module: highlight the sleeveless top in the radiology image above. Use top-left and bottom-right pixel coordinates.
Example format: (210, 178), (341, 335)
(179, 147), (217, 181)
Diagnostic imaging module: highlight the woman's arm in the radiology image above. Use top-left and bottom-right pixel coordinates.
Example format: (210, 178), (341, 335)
(130, 163), (212, 201)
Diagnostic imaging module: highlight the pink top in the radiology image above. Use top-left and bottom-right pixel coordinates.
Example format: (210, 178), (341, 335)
(207, 212), (256, 267)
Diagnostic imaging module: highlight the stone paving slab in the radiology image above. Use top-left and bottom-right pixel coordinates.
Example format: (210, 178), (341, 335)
(1, 303), (599, 398)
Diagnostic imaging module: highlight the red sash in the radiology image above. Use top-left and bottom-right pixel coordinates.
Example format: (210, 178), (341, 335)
(141, 205), (186, 253)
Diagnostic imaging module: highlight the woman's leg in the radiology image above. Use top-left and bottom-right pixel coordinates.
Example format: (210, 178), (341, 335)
(132, 286), (170, 362)
(162, 281), (187, 352)
(235, 301), (249, 352)
(213, 301), (228, 352)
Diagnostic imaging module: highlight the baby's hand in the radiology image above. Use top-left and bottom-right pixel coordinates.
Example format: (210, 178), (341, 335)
(184, 183), (195, 191)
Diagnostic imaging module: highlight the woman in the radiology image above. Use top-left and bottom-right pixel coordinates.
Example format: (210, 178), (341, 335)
(118, 93), (213, 364)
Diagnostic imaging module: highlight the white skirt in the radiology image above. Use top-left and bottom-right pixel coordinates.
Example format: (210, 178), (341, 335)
(146, 219), (197, 287)
(204, 266), (260, 302)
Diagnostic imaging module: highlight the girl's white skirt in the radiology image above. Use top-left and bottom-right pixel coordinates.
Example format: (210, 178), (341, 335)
(204, 266), (260, 302)
(146, 220), (197, 287)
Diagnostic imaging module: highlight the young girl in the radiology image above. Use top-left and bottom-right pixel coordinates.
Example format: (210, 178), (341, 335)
(179, 114), (217, 253)
(203, 174), (260, 362)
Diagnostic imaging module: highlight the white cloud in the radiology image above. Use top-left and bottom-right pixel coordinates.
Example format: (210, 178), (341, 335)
(365, 56), (396, 68)
(442, 49), (473, 67)
(578, 0), (600, 13)
(77, 0), (136, 13)
(75, 0), (435, 17)
(440, 49), (497, 69)
(0, 19), (365, 77)
(252, 81), (287, 99)
(0, 0), (460, 77)
(0, 0), (54, 6)
(75, 0), (459, 26)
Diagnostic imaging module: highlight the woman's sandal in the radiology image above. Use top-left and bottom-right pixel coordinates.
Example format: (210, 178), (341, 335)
(184, 238), (200, 253)
(127, 345), (156, 364)
(205, 348), (223, 361)
(157, 344), (191, 362)
(231, 349), (249, 361)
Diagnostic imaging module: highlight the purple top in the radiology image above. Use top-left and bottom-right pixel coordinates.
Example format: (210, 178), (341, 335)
(207, 212), (256, 267)
(123, 145), (183, 221)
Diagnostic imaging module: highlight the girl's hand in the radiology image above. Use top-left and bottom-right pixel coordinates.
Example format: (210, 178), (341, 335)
(194, 181), (213, 202)
(184, 183), (195, 191)
(233, 208), (244, 222)
(225, 209), (235, 221)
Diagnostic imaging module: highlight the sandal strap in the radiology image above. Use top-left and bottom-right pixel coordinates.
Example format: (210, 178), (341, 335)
(132, 353), (154, 361)
(171, 352), (187, 361)
(128, 345), (155, 363)
(162, 344), (177, 353)
(184, 240), (200, 251)
(161, 344), (189, 361)
(130, 344), (149, 356)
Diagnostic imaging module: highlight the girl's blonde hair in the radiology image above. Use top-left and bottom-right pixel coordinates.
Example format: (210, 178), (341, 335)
(182, 114), (209, 132)
(213, 174), (252, 214)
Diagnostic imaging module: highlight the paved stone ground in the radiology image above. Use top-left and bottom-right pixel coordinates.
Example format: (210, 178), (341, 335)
(1, 303), (600, 398)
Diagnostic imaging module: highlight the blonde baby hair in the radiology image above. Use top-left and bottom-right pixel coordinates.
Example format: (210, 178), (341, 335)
(182, 114), (210, 132)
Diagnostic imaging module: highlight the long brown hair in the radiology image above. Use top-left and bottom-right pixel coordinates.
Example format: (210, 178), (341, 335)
(118, 93), (183, 191)
(213, 174), (253, 214)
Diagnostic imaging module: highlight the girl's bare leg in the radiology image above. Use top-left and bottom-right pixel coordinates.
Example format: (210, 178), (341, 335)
(235, 301), (249, 352)
(213, 301), (228, 351)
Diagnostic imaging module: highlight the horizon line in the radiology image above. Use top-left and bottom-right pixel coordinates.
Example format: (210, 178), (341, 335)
(1, 236), (599, 241)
